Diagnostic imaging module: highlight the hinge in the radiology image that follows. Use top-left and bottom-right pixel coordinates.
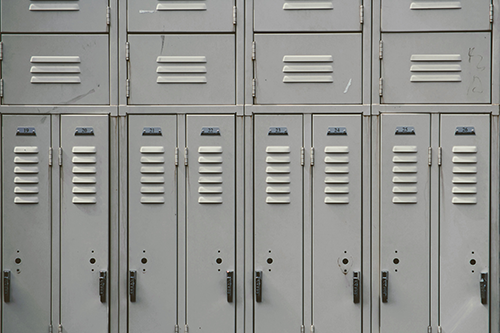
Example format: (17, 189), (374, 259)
(310, 147), (315, 166)
(184, 147), (189, 166)
(300, 147), (305, 166)
(233, 6), (237, 25)
(0, 79), (4, 98)
(185, 325), (189, 333)
(126, 79), (130, 98)
(58, 324), (62, 333)
(125, 42), (130, 61)
(490, 4), (494, 23)
(379, 78), (383, 97)
(175, 325), (179, 333)
(106, 6), (111, 25)
(310, 325), (315, 333)
(252, 79), (256, 98)
(49, 324), (53, 333)
(252, 41), (256, 60)
(437, 326), (442, 333)
(428, 325), (432, 333)
(428, 147), (432, 166)
(0, 42), (3, 61)
(438, 147), (442, 166)
(379, 40), (383, 59)
(49, 147), (53, 167)
(360, 5), (364, 24)
(175, 147), (179, 166)
(300, 325), (305, 333)
(58, 147), (62, 166)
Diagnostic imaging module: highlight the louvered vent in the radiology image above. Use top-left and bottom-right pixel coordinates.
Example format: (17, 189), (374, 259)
(282, 0), (333, 10)
(71, 146), (97, 204)
(451, 145), (478, 204)
(324, 146), (349, 204)
(29, 0), (80, 11)
(139, 146), (165, 204)
(410, 1), (461, 10)
(156, 0), (207, 11)
(30, 56), (81, 84)
(410, 54), (462, 83)
(265, 146), (291, 204)
(198, 146), (223, 204)
(13, 146), (40, 204)
(391, 145), (418, 204)
(282, 55), (333, 84)
(156, 56), (207, 84)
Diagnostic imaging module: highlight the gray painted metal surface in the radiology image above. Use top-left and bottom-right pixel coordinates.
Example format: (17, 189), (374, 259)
(128, 115), (178, 333)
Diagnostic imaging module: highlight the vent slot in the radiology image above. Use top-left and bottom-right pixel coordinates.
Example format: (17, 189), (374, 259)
(392, 145), (418, 204)
(139, 146), (165, 204)
(156, 56), (207, 84)
(72, 146), (97, 204)
(282, 55), (334, 84)
(452, 146), (478, 204)
(324, 146), (350, 204)
(14, 146), (39, 204)
(266, 145), (291, 204)
(410, 54), (462, 83)
(198, 146), (223, 204)
(30, 56), (81, 85)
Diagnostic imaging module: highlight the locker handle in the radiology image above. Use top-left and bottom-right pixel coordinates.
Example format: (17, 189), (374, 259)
(353, 271), (361, 304)
(130, 270), (137, 303)
(255, 271), (262, 303)
(3, 270), (10, 303)
(226, 271), (234, 303)
(99, 271), (107, 303)
(382, 271), (389, 303)
(480, 273), (488, 305)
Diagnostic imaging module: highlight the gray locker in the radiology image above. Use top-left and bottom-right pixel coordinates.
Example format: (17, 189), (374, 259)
(254, 34), (362, 105)
(128, 35), (235, 105)
(381, 0), (491, 32)
(128, 0), (234, 32)
(254, 0), (361, 32)
(2, 116), (51, 333)
(128, 116), (178, 333)
(439, 115), (490, 333)
(254, 115), (303, 333)
(60, 115), (109, 332)
(380, 114), (431, 332)
(312, 115), (362, 333)
(2, 35), (109, 105)
(1, 0), (108, 33)
(381, 33), (491, 104)
(186, 115), (235, 332)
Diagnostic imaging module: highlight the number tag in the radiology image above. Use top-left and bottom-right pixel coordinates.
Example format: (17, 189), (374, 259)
(268, 127), (288, 135)
(455, 126), (476, 135)
(142, 127), (162, 136)
(16, 127), (36, 136)
(201, 127), (221, 136)
(327, 127), (347, 135)
(75, 127), (95, 136)
(395, 126), (416, 135)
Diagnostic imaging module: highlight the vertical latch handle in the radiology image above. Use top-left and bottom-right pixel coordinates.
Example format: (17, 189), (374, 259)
(3, 270), (11, 303)
(480, 272), (488, 304)
(226, 271), (234, 303)
(255, 271), (262, 303)
(382, 271), (389, 303)
(99, 270), (107, 303)
(353, 271), (361, 304)
(130, 270), (137, 303)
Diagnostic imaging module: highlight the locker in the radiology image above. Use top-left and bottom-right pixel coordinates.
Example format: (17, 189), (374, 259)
(128, 116), (178, 333)
(254, 0), (362, 32)
(128, 35), (235, 105)
(381, 0), (491, 32)
(186, 115), (235, 332)
(1, 35), (109, 105)
(1, 0), (109, 33)
(439, 115), (490, 333)
(381, 33), (491, 104)
(254, 115), (303, 333)
(60, 115), (109, 332)
(380, 114), (431, 332)
(312, 115), (362, 332)
(128, 0), (235, 32)
(2, 116), (52, 333)
(254, 34), (362, 105)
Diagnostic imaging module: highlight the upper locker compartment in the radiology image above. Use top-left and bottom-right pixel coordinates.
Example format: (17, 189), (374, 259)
(381, 33), (491, 104)
(128, 0), (235, 32)
(1, 35), (109, 105)
(1, 0), (109, 33)
(254, 0), (362, 32)
(254, 34), (362, 104)
(128, 35), (235, 105)
(382, 0), (491, 31)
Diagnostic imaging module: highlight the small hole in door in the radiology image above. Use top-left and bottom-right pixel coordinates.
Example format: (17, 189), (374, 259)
(342, 258), (349, 265)
(141, 258), (148, 264)
(267, 258), (273, 264)
(90, 258), (96, 264)
(15, 258), (21, 264)
(393, 258), (399, 265)
(216, 258), (222, 264)
(470, 259), (476, 265)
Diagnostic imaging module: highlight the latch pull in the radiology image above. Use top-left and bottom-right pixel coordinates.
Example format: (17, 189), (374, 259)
(255, 271), (263, 303)
(480, 272), (488, 304)
(381, 271), (389, 303)
(99, 270), (107, 303)
(226, 271), (234, 303)
(353, 271), (361, 304)
(130, 270), (137, 302)
(3, 270), (11, 303)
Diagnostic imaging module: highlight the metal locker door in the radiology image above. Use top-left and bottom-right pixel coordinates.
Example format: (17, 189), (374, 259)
(380, 114), (431, 333)
(254, 34), (362, 105)
(2, 35), (109, 105)
(2, 0), (108, 33)
(186, 115), (235, 332)
(128, 116), (178, 333)
(128, 0), (234, 32)
(60, 115), (109, 332)
(2, 116), (51, 333)
(312, 115), (362, 333)
(381, 33), (491, 104)
(254, 0), (361, 32)
(439, 115), (490, 333)
(128, 35), (235, 105)
(254, 115), (303, 333)
(381, 0), (491, 32)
